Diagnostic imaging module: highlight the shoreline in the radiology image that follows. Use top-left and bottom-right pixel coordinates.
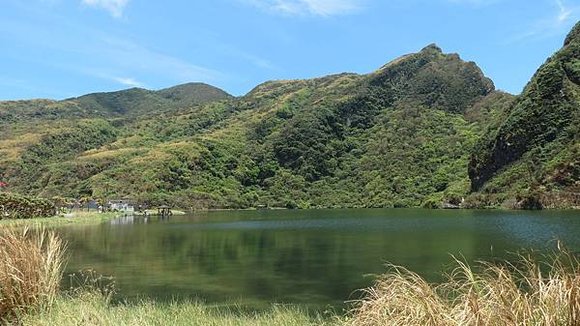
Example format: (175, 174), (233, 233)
(174, 206), (579, 212)
(1, 205), (577, 230)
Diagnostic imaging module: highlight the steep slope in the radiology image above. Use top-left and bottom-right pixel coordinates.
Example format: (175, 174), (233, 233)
(468, 22), (580, 208)
(246, 45), (496, 208)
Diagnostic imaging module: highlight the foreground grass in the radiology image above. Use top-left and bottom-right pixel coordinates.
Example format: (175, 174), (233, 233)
(0, 211), (118, 228)
(19, 249), (580, 326)
(350, 248), (580, 325)
(21, 291), (336, 326)
(0, 228), (66, 323)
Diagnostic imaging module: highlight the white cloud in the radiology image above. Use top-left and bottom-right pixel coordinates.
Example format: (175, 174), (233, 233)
(0, 7), (228, 88)
(97, 36), (224, 82)
(81, 0), (129, 18)
(448, 0), (501, 7)
(555, 0), (572, 23)
(243, 0), (363, 16)
(446, 0), (500, 5)
(113, 77), (144, 88)
(508, 0), (578, 43)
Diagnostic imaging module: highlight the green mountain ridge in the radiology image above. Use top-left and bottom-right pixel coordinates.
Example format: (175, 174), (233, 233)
(0, 82), (232, 124)
(469, 21), (580, 208)
(69, 82), (233, 116)
(0, 24), (578, 209)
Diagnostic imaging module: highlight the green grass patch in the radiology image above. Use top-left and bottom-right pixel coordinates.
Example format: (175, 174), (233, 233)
(0, 212), (118, 228)
(21, 291), (337, 326)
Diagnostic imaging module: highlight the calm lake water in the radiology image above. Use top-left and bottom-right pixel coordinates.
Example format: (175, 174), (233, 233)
(57, 209), (580, 310)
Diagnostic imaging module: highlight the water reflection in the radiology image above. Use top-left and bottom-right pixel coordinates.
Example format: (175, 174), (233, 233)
(58, 209), (580, 310)
(110, 215), (137, 225)
(110, 215), (176, 225)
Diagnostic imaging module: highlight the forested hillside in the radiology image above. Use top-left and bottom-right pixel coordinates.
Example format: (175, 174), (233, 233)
(1, 23), (578, 209)
(469, 21), (580, 209)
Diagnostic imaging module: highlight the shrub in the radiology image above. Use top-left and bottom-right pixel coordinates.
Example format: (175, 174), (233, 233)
(0, 193), (55, 219)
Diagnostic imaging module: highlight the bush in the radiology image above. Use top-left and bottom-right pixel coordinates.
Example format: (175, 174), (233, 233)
(0, 193), (55, 219)
(516, 190), (544, 210)
(421, 198), (441, 209)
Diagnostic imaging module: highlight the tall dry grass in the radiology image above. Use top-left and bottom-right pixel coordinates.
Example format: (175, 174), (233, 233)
(0, 227), (66, 323)
(349, 247), (580, 326)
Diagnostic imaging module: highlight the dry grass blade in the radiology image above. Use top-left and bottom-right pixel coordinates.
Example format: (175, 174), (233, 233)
(0, 227), (67, 323)
(348, 265), (454, 326)
(349, 248), (580, 326)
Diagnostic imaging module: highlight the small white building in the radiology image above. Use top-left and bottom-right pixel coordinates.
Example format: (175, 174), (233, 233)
(108, 200), (135, 213)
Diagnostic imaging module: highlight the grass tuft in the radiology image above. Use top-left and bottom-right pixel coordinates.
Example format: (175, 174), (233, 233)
(0, 227), (66, 323)
(349, 247), (580, 326)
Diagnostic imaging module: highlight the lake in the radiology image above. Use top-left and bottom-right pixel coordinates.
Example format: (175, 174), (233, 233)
(57, 209), (580, 311)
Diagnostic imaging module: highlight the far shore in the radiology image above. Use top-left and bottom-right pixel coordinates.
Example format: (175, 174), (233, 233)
(1, 205), (578, 230)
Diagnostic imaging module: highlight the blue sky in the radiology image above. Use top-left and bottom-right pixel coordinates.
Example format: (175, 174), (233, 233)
(1, 0), (579, 100)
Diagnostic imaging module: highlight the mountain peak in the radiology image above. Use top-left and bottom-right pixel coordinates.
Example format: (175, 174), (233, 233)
(372, 44), (494, 113)
(377, 44), (443, 72)
(420, 43), (443, 54)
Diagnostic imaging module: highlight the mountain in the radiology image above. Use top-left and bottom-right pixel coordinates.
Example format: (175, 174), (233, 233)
(0, 25), (578, 210)
(156, 83), (233, 108)
(70, 82), (233, 116)
(468, 21), (580, 208)
(0, 83), (232, 124)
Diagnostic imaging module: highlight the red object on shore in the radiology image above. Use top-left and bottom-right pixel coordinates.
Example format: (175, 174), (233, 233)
(0, 181), (7, 187)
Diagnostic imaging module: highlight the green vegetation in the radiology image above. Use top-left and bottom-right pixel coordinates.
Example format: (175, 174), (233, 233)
(72, 82), (232, 117)
(0, 191), (118, 227)
(468, 22), (580, 208)
(21, 293), (332, 326)
(0, 192), (54, 219)
(0, 46), (495, 209)
(0, 211), (118, 228)
(1, 24), (579, 209)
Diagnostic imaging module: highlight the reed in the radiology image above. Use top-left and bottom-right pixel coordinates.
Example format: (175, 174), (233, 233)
(0, 227), (66, 323)
(349, 247), (580, 326)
